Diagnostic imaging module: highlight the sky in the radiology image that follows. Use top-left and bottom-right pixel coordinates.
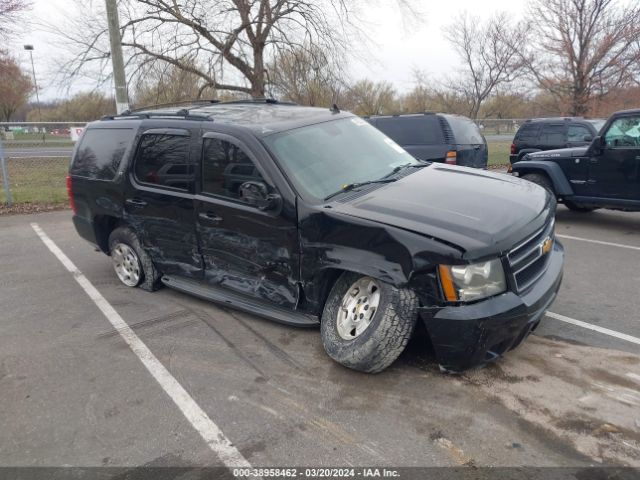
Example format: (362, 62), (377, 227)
(10, 0), (527, 102)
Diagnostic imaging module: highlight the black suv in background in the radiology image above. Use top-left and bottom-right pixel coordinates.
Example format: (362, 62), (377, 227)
(512, 109), (640, 212)
(366, 113), (488, 168)
(68, 100), (563, 374)
(510, 117), (605, 163)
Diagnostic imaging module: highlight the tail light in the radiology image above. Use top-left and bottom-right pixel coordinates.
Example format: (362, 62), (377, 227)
(66, 175), (77, 214)
(510, 143), (517, 154)
(445, 151), (457, 165)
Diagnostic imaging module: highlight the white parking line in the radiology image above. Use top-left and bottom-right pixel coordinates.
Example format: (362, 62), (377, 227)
(556, 234), (640, 251)
(31, 223), (252, 469)
(546, 311), (640, 346)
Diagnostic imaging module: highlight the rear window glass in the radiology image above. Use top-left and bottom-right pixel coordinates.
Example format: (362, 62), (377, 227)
(445, 116), (484, 145)
(71, 128), (134, 180)
(516, 124), (540, 142)
(133, 134), (193, 191)
(373, 116), (443, 145)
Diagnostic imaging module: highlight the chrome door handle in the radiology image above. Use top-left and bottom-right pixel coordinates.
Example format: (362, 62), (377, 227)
(198, 212), (223, 223)
(126, 198), (147, 207)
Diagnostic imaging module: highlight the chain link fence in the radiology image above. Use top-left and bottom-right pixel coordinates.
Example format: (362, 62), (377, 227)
(1, 122), (85, 207)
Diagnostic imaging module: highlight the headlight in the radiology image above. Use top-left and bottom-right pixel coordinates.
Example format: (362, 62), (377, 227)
(438, 259), (506, 302)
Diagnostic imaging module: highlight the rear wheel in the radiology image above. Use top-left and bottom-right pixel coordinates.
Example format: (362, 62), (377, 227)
(521, 173), (555, 196)
(321, 272), (418, 373)
(108, 227), (161, 291)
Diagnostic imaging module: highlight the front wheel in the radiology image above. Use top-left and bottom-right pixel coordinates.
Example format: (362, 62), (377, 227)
(521, 173), (555, 197)
(321, 272), (418, 373)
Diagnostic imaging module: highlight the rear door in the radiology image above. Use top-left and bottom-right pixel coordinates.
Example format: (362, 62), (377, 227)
(371, 115), (447, 162)
(125, 127), (202, 278)
(443, 115), (487, 168)
(588, 114), (640, 200)
(194, 131), (300, 308)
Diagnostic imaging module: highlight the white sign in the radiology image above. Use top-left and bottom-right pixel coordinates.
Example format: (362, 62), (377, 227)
(70, 127), (86, 143)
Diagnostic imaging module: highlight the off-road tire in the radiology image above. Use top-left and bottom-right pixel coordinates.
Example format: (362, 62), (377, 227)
(321, 272), (418, 373)
(108, 227), (161, 292)
(564, 201), (596, 213)
(522, 173), (555, 196)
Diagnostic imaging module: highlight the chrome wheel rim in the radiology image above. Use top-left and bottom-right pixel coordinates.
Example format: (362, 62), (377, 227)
(111, 243), (141, 287)
(336, 277), (381, 340)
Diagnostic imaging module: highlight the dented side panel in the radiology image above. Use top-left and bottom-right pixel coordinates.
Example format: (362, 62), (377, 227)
(297, 201), (462, 314)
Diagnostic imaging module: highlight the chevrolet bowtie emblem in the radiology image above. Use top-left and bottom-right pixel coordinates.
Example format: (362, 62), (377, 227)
(541, 236), (553, 255)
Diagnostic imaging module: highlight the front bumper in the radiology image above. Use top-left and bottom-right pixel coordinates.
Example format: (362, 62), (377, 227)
(419, 242), (564, 372)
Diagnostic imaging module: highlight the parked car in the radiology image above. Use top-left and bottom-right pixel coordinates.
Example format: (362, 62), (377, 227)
(365, 113), (488, 168)
(510, 117), (605, 163)
(511, 109), (640, 212)
(68, 100), (563, 373)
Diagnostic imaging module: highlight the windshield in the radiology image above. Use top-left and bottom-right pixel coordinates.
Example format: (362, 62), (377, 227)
(264, 117), (420, 201)
(587, 119), (606, 133)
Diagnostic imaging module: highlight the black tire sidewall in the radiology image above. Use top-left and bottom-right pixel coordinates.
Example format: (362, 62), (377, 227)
(321, 272), (416, 373)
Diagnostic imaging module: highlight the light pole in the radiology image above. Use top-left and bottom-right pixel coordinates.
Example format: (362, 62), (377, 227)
(23, 45), (44, 142)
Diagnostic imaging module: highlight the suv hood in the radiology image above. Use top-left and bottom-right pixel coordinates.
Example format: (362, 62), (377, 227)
(527, 146), (588, 159)
(330, 164), (553, 259)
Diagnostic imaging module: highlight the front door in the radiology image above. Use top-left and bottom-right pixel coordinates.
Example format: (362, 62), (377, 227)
(194, 132), (299, 308)
(588, 115), (640, 200)
(125, 127), (202, 278)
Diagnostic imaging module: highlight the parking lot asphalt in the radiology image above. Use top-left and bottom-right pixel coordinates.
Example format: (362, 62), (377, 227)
(1, 208), (639, 468)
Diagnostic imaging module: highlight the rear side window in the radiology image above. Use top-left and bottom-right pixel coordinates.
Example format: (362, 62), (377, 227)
(445, 116), (483, 145)
(539, 124), (565, 145)
(71, 128), (134, 180)
(515, 124), (540, 142)
(133, 134), (193, 191)
(374, 116), (443, 145)
(567, 124), (592, 142)
(201, 138), (264, 200)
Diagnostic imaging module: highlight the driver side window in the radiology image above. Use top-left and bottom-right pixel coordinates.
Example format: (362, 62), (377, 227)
(604, 116), (640, 148)
(201, 137), (264, 200)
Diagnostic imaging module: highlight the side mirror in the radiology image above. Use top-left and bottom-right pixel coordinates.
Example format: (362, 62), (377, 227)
(239, 181), (281, 211)
(590, 135), (605, 154)
(583, 135), (593, 142)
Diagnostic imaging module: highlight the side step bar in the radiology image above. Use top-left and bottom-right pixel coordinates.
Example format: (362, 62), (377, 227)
(161, 275), (319, 327)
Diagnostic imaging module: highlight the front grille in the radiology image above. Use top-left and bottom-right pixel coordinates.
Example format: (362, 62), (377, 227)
(507, 218), (555, 292)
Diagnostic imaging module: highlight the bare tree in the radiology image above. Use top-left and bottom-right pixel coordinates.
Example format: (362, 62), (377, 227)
(0, 0), (30, 38)
(26, 91), (115, 122)
(444, 12), (529, 119)
(526, 0), (640, 116)
(343, 79), (397, 116)
(269, 45), (344, 106)
(134, 59), (217, 107)
(50, 1), (418, 100)
(0, 53), (33, 121)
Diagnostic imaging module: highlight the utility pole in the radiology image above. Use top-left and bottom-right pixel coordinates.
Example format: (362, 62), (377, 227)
(105, 0), (130, 113)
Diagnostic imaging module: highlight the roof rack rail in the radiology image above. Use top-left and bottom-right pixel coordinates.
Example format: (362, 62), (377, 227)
(101, 110), (213, 121)
(213, 98), (297, 106)
(128, 99), (220, 113)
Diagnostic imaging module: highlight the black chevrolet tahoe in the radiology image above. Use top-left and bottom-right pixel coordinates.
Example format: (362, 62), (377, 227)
(68, 100), (564, 373)
(366, 113), (488, 168)
(511, 109), (640, 212)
